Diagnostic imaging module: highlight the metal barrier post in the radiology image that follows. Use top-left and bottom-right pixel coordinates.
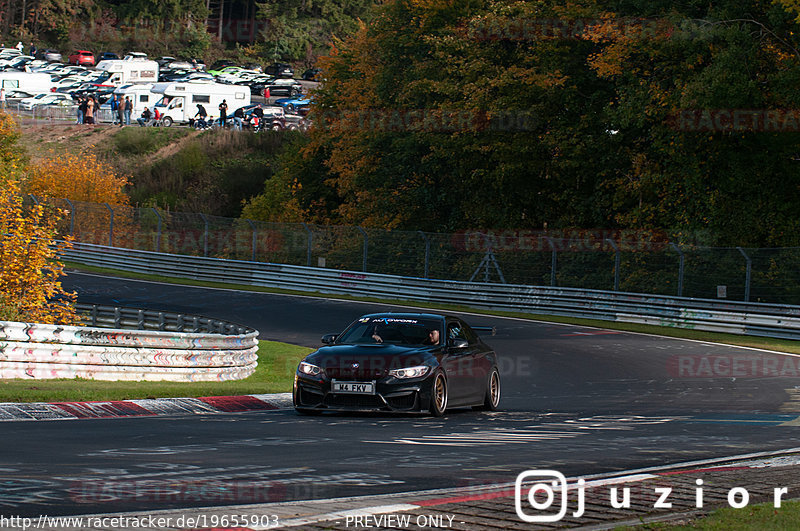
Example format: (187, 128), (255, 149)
(737, 247), (752, 302)
(199, 213), (209, 257)
(418, 231), (430, 278)
(246, 219), (257, 261)
(606, 238), (620, 291)
(152, 208), (162, 253)
(301, 223), (313, 266)
(669, 242), (685, 297)
(546, 237), (557, 287)
(356, 226), (368, 272)
(104, 203), (114, 246)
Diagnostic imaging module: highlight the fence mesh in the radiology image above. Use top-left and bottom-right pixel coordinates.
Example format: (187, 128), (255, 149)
(41, 198), (800, 305)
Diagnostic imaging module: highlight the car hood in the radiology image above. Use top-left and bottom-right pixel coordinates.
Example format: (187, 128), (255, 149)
(304, 344), (437, 379)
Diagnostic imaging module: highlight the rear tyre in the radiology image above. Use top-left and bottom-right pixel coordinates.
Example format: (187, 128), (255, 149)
(429, 372), (448, 417)
(475, 368), (501, 411)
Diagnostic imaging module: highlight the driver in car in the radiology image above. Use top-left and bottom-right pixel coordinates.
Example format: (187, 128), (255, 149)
(423, 329), (440, 345)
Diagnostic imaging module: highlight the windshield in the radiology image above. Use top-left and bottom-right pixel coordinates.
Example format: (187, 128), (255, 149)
(336, 317), (442, 346)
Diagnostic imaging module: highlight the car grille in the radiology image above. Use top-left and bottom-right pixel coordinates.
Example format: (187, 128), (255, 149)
(324, 394), (385, 409)
(325, 367), (386, 380)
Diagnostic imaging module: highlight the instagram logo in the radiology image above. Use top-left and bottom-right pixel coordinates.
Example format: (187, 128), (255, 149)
(515, 470), (585, 522)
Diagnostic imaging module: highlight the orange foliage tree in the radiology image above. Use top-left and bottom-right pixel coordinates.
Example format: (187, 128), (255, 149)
(0, 112), (77, 324)
(26, 151), (129, 205)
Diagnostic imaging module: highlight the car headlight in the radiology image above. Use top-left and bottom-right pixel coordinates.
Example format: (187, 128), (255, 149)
(389, 366), (430, 379)
(298, 362), (323, 376)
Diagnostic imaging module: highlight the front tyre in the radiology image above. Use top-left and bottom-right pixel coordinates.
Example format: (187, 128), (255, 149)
(162, 116), (173, 127)
(429, 372), (448, 417)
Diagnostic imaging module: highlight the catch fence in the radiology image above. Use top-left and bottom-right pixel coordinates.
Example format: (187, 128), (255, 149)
(30, 197), (800, 305)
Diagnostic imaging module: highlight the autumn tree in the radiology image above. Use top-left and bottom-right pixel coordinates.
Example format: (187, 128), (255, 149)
(246, 0), (800, 247)
(25, 151), (129, 205)
(0, 112), (77, 324)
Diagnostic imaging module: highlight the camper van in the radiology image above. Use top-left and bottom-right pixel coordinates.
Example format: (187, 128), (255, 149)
(152, 82), (250, 126)
(112, 83), (158, 117)
(0, 72), (53, 95)
(95, 58), (159, 86)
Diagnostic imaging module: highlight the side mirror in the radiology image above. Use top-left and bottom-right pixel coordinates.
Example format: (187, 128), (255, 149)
(449, 338), (469, 349)
(321, 334), (337, 345)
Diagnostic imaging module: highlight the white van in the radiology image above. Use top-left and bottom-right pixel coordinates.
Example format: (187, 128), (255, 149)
(0, 72), (53, 95)
(96, 58), (159, 86)
(152, 82), (250, 126)
(113, 83), (158, 116)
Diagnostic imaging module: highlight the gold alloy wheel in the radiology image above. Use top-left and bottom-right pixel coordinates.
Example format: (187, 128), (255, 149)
(489, 370), (500, 408)
(434, 374), (447, 414)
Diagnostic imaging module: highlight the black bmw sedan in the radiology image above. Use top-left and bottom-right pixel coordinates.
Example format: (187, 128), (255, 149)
(293, 313), (501, 416)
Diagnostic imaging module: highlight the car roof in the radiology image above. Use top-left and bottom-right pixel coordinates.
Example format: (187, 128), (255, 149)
(358, 312), (449, 321)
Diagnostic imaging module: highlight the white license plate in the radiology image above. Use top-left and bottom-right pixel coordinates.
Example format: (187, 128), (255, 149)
(332, 381), (375, 394)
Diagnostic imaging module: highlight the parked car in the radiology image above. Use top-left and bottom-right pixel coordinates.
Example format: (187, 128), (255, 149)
(68, 50), (95, 66)
(123, 52), (149, 61)
(97, 52), (119, 62)
(256, 77), (303, 97)
(4, 90), (34, 99)
(264, 62), (294, 78)
(188, 58), (207, 71)
(274, 94), (312, 115)
(301, 68), (322, 81)
(35, 49), (62, 62)
(208, 59), (237, 72)
(20, 92), (73, 110)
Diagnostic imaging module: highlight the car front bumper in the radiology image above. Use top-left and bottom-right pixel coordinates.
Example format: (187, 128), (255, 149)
(294, 374), (435, 413)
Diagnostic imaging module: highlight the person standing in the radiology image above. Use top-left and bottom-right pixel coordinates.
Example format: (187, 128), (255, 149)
(110, 94), (119, 125)
(117, 95), (126, 126)
(0, 87), (5, 111)
(124, 96), (132, 125)
(84, 96), (95, 125)
(232, 106), (244, 131)
(15, 42), (23, 53)
(218, 99), (228, 127)
(30, 43), (36, 57)
(77, 97), (86, 124)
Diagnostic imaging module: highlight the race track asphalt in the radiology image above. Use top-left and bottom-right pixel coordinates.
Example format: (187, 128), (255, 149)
(2, 271), (799, 519)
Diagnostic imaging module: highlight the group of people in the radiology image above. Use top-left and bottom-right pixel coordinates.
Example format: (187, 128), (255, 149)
(108, 94), (133, 126)
(136, 106), (163, 127)
(189, 101), (265, 131)
(2, 42), (37, 56)
(75, 95), (100, 125)
(75, 94), (134, 125)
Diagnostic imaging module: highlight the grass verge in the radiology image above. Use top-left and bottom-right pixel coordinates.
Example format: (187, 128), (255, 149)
(0, 340), (311, 403)
(631, 499), (800, 529)
(65, 261), (800, 355)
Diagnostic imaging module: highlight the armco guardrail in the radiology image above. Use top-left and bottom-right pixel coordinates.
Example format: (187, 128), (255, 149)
(0, 303), (258, 381)
(64, 242), (800, 341)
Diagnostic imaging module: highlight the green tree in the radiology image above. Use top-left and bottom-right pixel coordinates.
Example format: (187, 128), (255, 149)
(255, 0), (375, 63)
(247, 0), (800, 247)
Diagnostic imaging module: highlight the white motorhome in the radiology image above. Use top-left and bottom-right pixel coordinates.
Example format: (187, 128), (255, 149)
(113, 83), (158, 116)
(96, 58), (159, 86)
(0, 72), (53, 95)
(152, 82), (250, 126)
